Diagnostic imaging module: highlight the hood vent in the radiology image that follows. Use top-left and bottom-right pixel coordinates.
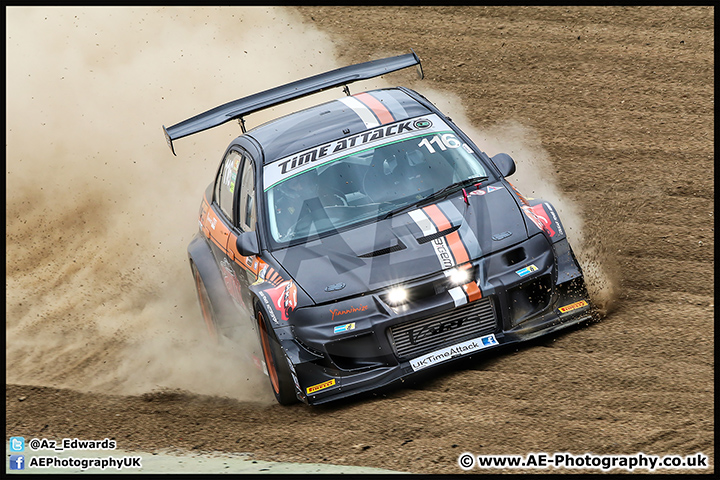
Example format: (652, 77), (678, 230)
(358, 241), (406, 258)
(417, 224), (460, 244)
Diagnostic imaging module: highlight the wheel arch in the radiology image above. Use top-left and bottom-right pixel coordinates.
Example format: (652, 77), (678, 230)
(187, 233), (237, 330)
(526, 198), (569, 244)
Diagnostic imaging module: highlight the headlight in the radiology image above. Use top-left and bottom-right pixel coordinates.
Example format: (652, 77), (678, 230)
(447, 267), (471, 286)
(386, 286), (408, 306)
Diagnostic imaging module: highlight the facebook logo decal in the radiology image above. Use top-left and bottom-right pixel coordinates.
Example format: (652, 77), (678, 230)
(9, 455), (25, 470)
(10, 436), (25, 452)
(481, 334), (498, 347)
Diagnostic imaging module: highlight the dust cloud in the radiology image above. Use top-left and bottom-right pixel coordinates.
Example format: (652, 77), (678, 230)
(6, 7), (616, 401)
(5, 6), (342, 401)
(470, 120), (620, 315)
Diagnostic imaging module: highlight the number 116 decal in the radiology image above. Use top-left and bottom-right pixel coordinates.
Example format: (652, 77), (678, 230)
(418, 133), (473, 154)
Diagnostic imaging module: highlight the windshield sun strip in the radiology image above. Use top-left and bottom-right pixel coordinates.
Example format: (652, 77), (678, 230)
(261, 114), (451, 191)
(262, 130), (453, 192)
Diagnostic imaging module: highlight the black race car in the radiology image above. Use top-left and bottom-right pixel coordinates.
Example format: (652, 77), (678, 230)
(163, 52), (594, 405)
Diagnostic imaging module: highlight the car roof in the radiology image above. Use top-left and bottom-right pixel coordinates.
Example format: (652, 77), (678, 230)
(246, 88), (432, 164)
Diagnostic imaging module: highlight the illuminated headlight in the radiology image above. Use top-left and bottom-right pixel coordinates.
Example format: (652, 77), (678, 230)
(386, 286), (408, 306)
(447, 267), (471, 286)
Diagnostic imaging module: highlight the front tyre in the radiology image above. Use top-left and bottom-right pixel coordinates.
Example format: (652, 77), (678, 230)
(256, 310), (298, 405)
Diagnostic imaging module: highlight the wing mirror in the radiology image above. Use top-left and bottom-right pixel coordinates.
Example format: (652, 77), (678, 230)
(491, 153), (516, 178)
(236, 231), (259, 257)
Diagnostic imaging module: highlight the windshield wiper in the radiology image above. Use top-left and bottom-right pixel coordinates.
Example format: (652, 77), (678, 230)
(381, 176), (488, 219)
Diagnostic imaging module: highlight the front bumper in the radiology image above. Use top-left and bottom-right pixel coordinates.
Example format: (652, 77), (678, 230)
(279, 234), (594, 405)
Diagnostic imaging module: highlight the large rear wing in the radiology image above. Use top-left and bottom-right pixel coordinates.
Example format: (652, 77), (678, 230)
(162, 51), (423, 155)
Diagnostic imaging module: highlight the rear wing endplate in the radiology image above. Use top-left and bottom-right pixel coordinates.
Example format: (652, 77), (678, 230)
(162, 51), (423, 155)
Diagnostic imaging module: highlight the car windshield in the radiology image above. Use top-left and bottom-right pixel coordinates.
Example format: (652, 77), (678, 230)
(263, 115), (489, 247)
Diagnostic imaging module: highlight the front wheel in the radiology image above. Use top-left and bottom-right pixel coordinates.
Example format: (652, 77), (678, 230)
(256, 310), (298, 405)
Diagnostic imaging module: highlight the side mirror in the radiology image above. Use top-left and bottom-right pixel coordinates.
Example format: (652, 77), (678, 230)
(491, 153), (516, 178)
(236, 230), (259, 257)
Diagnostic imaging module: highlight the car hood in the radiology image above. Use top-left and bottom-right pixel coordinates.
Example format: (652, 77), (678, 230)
(270, 183), (529, 304)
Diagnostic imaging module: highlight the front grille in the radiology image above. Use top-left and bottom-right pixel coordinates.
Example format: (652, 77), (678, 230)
(389, 297), (497, 360)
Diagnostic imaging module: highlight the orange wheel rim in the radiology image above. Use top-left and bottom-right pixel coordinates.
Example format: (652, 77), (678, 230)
(258, 312), (280, 394)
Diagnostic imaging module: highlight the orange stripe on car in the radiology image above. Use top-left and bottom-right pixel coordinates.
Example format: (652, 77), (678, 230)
(355, 92), (394, 125)
(422, 204), (451, 230)
(422, 204), (470, 265)
(463, 281), (483, 301)
(203, 209), (231, 252)
(445, 230), (470, 265)
(226, 232), (240, 262)
(202, 202), (286, 286)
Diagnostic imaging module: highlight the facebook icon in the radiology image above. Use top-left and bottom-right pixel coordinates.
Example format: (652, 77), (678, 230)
(9, 455), (25, 470)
